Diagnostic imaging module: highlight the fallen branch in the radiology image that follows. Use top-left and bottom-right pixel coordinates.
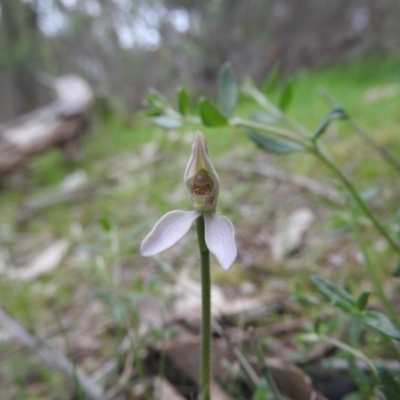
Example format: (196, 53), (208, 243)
(0, 74), (93, 176)
(0, 306), (106, 400)
(5, 240), (69, 281)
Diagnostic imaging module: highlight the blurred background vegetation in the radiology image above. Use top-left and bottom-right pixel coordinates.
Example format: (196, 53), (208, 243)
(2, 0), (400, 119)
(1, 1), (400, 399)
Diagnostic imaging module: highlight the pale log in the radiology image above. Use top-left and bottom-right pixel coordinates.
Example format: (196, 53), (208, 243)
(0, 75), (94, 176)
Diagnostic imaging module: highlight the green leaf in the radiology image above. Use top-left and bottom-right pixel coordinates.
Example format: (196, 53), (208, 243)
(311, 275), (356, 313)
(330, 213), (353, 235)
(278, 80), (294, 112)
(143, 89), (169, 116)
(348, 357), (375, 396)
(356, 290), (371, 311)
(313, 108), (348, 140)
(218, 62), (238, 117)
(100, 217), (112, 232)
(252, 378), (273, 400)
(145, 89), (169, 109)
(176, 86), (189, 116)
(245, 129), (305, 155)
(375, 363), (400, 400)
(313, 316), (321, 334)
(250, 112), (280, 125)
(198, 97), (228, 127)
(136, 107), (163, 117)
(151, 115), (182, 129)
(361, 311), (400, 340)
(392, 260), (400, 277)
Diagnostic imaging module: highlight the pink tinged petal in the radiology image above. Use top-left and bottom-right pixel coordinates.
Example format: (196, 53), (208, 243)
(204, 213), (237, 270)
(141, 210), (200, 257)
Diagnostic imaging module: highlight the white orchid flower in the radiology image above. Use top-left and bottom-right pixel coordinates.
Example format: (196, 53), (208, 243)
(141, 130), (237, 270)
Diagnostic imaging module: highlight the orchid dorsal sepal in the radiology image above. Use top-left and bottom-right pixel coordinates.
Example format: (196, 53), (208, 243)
(184, 130), (220, 212)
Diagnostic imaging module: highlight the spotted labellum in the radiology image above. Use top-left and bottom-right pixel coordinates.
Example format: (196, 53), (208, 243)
(141, 130), (237, 270)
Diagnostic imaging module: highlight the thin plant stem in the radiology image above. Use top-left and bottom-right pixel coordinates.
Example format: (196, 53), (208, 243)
(111, 229), (121, 286)
(247, 94), (400, 256)
(196, 215), (211, 400)
(351, 204), (400, 330)
(251, 333), (283, 400)
(304, 334), (377, 377)
(213, 322), (260, 386)
(238, 112), (400, 256)
(322, 336), (377, 377)
(319, 89), (400, 174)
(312, 142), (400, 256)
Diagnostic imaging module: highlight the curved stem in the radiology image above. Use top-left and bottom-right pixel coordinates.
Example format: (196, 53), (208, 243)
(237, 113), (399, 255)
(312, 143), (400, 256)
(322, 336), (377, 377)
(302, 333), (377, 376)
(196, 215), (211, 400)
(351, 205), (400, 330)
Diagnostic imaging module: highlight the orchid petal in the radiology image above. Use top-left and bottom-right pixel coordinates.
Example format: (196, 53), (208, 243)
(141, 210), (200, 257)
(204, 213), (237, 270)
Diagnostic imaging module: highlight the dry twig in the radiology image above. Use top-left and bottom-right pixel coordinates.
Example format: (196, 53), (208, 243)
(0, 306), (106, 400)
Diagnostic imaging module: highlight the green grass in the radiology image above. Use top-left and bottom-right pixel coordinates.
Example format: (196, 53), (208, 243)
(1, 53), (400, 398)
(287, 54), (400, 127)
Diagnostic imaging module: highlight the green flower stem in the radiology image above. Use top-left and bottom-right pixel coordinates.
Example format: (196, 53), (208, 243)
(312, 143), (400, 256)
(196, 215), (211, 400)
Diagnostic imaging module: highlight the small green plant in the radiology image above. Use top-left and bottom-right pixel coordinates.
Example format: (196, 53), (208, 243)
(306, 275), (400, 400)
(141, 61), (400, 398)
